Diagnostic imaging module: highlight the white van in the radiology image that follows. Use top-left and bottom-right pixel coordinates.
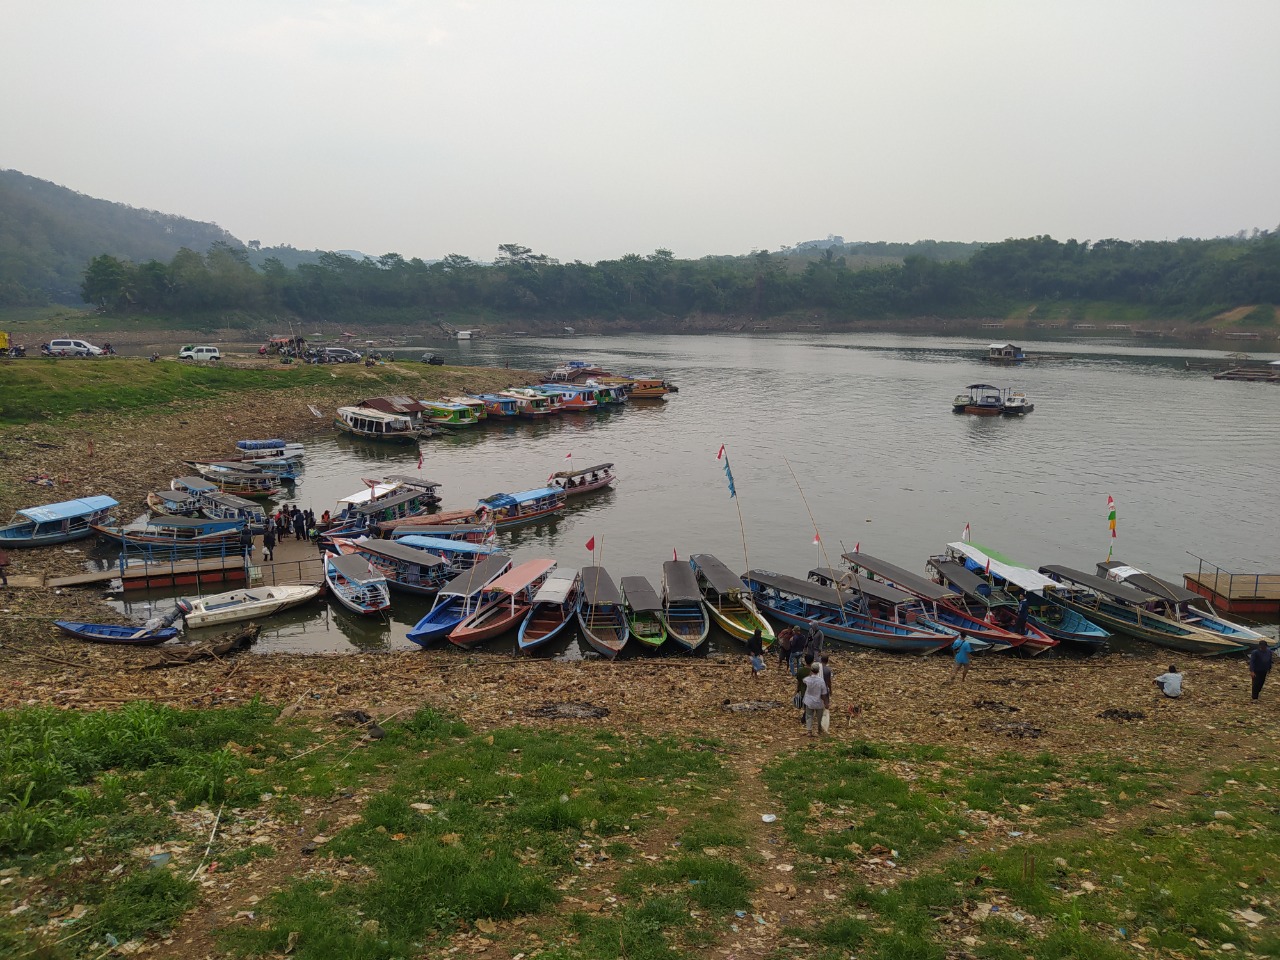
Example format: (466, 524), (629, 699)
(47, 338), (102, 357)
(179, 345), (221, 361)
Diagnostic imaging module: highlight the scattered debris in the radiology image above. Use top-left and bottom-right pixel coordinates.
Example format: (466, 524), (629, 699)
(142, 625), (260, 669)
(529, 702), (610, 720)
(973, 699), (1020, 713)
(722, 699), (783, 712)
(1098, 708), (1146, 721)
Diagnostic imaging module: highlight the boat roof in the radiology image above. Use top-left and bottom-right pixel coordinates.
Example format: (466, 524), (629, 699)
(236, 439), (289, 450)
(479, 487), (561, 508)
(439, 554), (512, 597)
(689, 554), (745, 595)
(490, 559), (558, 594)
(355, 395), (430, 414)
(338, 405), (414, 424)
(1097, 561), (1201, 604)
(355, 538), (446, 567)
(338, 482), (401, 507)
(842, 552), (953, 601)
(1038, 565), (1158, 604)
(134, 515), (240, 530)
(663, 561), (701, 602)
(151, 490), (195, 504)
(19, 495), (119, 522)
(352, 487), (436, 516)
(382, 475), (441, 490)
(396, 535), (497, 555)
(620, 576), (662, 612)
(552, 463), (614, 479)
(988, 343), (1020, 350)
(809, 567), (916, 605)
(946, 542), (1057, 592)
(931, 559), (999, 601)
(532, 574), (579, 604)
(174, 476), (219, 493)
(746, 569), (848, 608)
(197, 460), (268, 472)
(328, 553), (381, 583)
(581, 566), (622, 605)
(423, 400), (469, 411)
(965, 383), (1002, 390)
(203, 492), (259, 510)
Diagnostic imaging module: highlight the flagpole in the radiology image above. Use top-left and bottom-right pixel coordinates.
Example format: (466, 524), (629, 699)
(720, 446), (750, 574)
(782, 456), (863, 614)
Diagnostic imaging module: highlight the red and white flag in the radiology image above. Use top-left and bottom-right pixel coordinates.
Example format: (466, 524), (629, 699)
(585, 536), (595, 551)
(717, 444), (726, 460)
(961, 522), (971, 543)
(853, 542), (860, 553)
(565, 451), (573, 460)
(812, 532), (821, 545)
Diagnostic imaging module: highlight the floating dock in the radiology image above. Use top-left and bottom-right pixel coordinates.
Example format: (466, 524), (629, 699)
(1184, 560), (1280, 615)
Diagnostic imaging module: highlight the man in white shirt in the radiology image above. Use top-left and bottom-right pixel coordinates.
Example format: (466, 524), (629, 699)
(1153, 665), (1183, 699)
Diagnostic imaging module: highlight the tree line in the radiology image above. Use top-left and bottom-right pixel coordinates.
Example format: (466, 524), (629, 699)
(79, 233), (1280, 324)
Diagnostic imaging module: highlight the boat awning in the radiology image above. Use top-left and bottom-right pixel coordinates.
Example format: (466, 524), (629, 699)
(746, 570), (846, 607)
(946, 542), (1057, 592)
(479, 487), (562, 509)
(353, 488), (434, 517)
(329, 553), (381, 583)
(553, 463), (614, 479)
(532, 574), (578, 604)
(931, 559), (997, 601)
(490, 559), (558, 594)
(19, 495), (119, 523)
(1097, 561), (1201, 604)
(174, 477), (218, 493)
(809, 567), (915, 605)
(339, 406), (414, 425)
(204, 493), (259, 510)
(382, 475), (441, 490)
(236, 439), (287, 450)
(580, 566), (622, 605)
(965, 383), (1002, 391)
(151, 490), (195, 505)
(663, 561), (702, 602)
(396, 535), (497, 555)
(620, 576), (662, 612)
(355, 395), (430, 414)
(439, 554), (512, 597)
(689, 554), (745, 595)
(1038, 565), (1158, 604)
(356, 538), (447, 567)
(141, 515), (238, 530)
(842, 552), (953, 601)
(338, 483), (401, 507)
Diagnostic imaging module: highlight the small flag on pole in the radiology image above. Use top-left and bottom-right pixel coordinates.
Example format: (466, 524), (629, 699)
(673, 548), (678, 562)
(565, 451), (573, 460)
(812, 532), (821, 545)
(984, 557), (992, 576)
(585, 536), (595, 551)
(1106, 543), (1113, 562)
(853, 542), (860, 553)
(1107, 495), (1117, 539)
(717, 444), (726, 460)
(962, 522), (971, 543)
(719, 448), (736, 498)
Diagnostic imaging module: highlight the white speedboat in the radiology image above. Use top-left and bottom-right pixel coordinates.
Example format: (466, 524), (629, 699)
(1002, 391), (1035, 415)
(177, 584), (322, 629)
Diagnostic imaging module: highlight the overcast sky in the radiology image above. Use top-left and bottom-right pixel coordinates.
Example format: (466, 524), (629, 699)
(4, 1), (1279, 262)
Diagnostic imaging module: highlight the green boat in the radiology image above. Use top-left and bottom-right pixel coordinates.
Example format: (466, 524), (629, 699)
(690, 553), (775, 646)
(620, 575), (667, 651)
(422, 400), (479, 427)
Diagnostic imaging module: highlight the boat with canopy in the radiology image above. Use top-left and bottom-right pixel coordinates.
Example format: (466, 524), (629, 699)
(550, 463), (616, 496)
(924, 556), (1058, 655)
(324, 553), (392, 616)
(518, 571), (583, 652)
(476, 488), (565, 529)
(620, 576), (667, 651)
(333, 537), (450, 595)
(661, 560), (710, 651)
(0, 496), (119, 547)
(450, 559), (557, 648)
(1096, 560), (1267, 645)
(689, 554), (775, 645)
(577, 566), (630, 658)
(405, 555), (513, 646)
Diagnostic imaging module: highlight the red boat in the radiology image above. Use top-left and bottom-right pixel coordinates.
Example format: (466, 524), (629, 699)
(448, 559), (557, 648)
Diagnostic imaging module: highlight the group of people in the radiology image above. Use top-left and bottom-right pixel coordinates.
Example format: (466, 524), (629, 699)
(241, 505), (320, 562)
(743, 625), (834, 738)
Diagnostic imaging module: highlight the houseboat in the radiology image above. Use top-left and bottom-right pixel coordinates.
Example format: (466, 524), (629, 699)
(499, 389), (557, 416)
(470, 393), (521, 418)
(444, 396), (488, 421)
(333, 537), (450, 595)
(535, 384), (597, 411)
(334, 406), (426, 444)
(476, 487), (566, 529)
(421, 400), (479, 428)
(550, 463), (615, 496)
(0, 495), (119, 547)
(983, 343), (1027, 363)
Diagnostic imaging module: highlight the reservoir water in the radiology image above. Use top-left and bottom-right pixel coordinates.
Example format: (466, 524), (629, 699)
(112, 333), (1280, 654)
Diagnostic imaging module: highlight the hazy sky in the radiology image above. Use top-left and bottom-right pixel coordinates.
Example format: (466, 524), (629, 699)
(5, 1), (1279, 262)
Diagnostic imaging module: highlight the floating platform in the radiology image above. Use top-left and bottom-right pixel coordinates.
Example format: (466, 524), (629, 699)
(49, 557), (249, 592)
(1212, 367), (1280, 383)
(1184, 570), (1280, 615)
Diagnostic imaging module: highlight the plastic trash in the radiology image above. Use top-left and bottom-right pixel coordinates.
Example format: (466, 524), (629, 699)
(761, 813), (777, 823)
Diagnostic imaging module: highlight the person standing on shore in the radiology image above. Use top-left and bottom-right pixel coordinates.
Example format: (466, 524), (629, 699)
(788, 629), (806, 676)
(775, 627), (792, 668)
(747, 627), (765, 679)
(805, 623), (824, 660)
(262, 526), (276, 562)
(947, 634), (974, 684)
(239, 525), (253, 561)
(0, 546), (9, 587)
(292, 509), (307, 542)
(802, 663), (828, 738)
(1249, 640), (1273, 701)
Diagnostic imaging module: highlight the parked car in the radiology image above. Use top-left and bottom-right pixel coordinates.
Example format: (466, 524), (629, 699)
(318, 347), (362, 363)
(44, 338), (103, 357)
(178, 345), (221, 361)
(420, 353), (445, 365)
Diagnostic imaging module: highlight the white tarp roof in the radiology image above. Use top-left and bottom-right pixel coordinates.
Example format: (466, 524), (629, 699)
(946, 542), (1057, 592)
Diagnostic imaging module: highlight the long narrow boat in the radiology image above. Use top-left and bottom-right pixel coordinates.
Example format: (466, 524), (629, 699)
(324, 553), (392, 616)
(943, 542), (1110, 649)
(334, 406), (427, 444)
(689, 553), (775, 646)
(842, 552), (1024, 652)
(535, 384), (597, 411)
(146, 489), (202, 518)
(550, 463), (616, 497)
(92, 515), (244, 546)
(383, 515), (495, 544)
(186, 459), (299, 485)
(476, 487), (566, 529)
(620, 576), (667, 651)
(1097, 560), (1268, 645)
(406, 554), (513, 647)
(498, 389), (556, 417)
(178, 584), (322, 628)
(925, 557), (1059, 655)
(578, 566), (630, 659)
(201, 493), (268, 533)
(0, 496), (119, 547)
(393, 534), (500, 572)
(597, 376), (674, 399)
(450, 559), (557, 649)
(807, 567), (962, 645)
(661, 560), (710, 652)
(53, 620), (180, 646)
(518, 572), (583, 653)
(171, 476), (220, 499)
(323, 483), (442, 540)
(178, 463), (282, 499)
(333, 537), (450, 595)
(747, 570), (957, 653)
(1038, 565), (1250, 655)
(236, 439), (305, 460)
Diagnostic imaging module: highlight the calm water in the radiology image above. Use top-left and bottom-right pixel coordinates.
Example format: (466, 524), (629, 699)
(112, 333), (1280, 654)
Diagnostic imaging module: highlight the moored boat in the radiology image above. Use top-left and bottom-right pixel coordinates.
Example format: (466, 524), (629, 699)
(470, 393), (521, 418)
(444, 396), (488, 421)
(92, 515), (245, 546)
(1096, 560), (1267, 645)
(925, 556), (1059, 655)
(1001, 391), (1035, 415)
(236, 439), (305, 460)
(392, 534), (501, 572)
(333, 537), (450, 595)
(201, 493), (268, 533)
(186, 459), (298, 485)
(518, 571), (583, 653)
(952, 383), (1004, 415)
(177, 583), (322, 629)
(534, 384), (597, 411)
(53, 620), (180, 646)
(422, 400), (479, 428)
(146, 489), (202, 518)
(578, 566), (630, 659)
(324, 553), (392, 616)
(334, 406), (426, 444)
(550, 463), (616, 497)
(405, 554), (513, 647)
(450, 559), (557, 649)
(0, 496), (119, 547)
(620, 576), (667, 651)
(689, 553), (775, 645)
(601, 376), (673, 399)
(476, 487), (566, 529)
(661, 560), (710, 652)
(499, 389), (557, 416)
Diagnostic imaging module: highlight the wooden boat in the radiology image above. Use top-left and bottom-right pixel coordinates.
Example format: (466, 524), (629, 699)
(578, 566), (630, 659)
(171, 476), (220, 498)
(393, 534), (501, 572)
(201, 493), (268, 533)
(470, 393), (521, 418)
(1038, 565), (1248, 655)
(422, 400), (479, 427)
(92, 515), (244, 546)
(147, 490), (202, 517)
(476, 487), (566, 529)
(450, 559), (557, 649)
(406, 554), (513, 646)
(535, 384), (597, 411)
(236, 439), (305, 460)
(444, 396), (488, 421)
(550, 463), (616, 497)
(323, 482), (442, 540)
(382, 511), (495, 544)
(324, 553), (392, 615)
(842, 552), (1032, 652)
(518, 572), (583, 653)
(620, 576), (667, 650)
(925, 557), (1059, 655)
(1096, 560), (1267, 645)
(0, 495), (118, 547)
(186, 459), (298, 486)
(177, 584), (322, 628)
(548, 361), (610, 382)
(53, 620), (179, 646)
(328, 481), (405, 530)
(689, 553), (775, 645)
(943, 542), (1109, 649)
(951, 383), (1004, 415)
(334, 406), (426, 444)
(498, 389), (556, 417)
(746, 570), (957, 653)
(597, 376), (674, 399)
(661, 560), (710, 651)
(333, 537), (450, 595)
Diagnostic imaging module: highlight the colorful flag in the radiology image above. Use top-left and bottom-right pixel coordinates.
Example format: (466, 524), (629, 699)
(720, 450), (736, 498)
(812, 532), (821, 545)
(585, 536), (595, 551)
(565, 451), (573, 460)
(962, 522), (971, 543)
(717, 444), (726, 460)
(1106, 543), (1113, 562)
(853, 542), (860, 553)
(984, 557), (992, 576)
(1107, 495), (1117, 538)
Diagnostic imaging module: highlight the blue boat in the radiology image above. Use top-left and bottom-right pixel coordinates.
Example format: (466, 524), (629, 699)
(533, 384), (598, 411)
(0, 496), (119, 547)
(744, 570), (957, 653)
(323, 480), (444, 540)
(476, 487), (565, 529)
(518, 571), (582, 653)
(53, 620), (180, 646)
(470, 393), (521, 418)
(201, 493), (268, 533)
(146, 489), (202, 518)
(334, 537), (450, 596)
(393, 535), (501, 572)
(406, 554), (513, 647)
(661, 560), (710, 652)
(91, 515), (244, 545)
(1096, 560), (1267, 646)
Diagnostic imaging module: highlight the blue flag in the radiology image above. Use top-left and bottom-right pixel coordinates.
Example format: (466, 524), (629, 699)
(721, 455), (736, 498)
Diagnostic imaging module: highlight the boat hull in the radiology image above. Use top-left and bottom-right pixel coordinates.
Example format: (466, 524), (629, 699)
(755, 599), (954, 653)
(53, 620), (179, 646)
(578, 606), (630, 659)
(449, 599), (532, 648)
(1046, 595), (1245, 655)
(660, 602), (710, 652)
(180, 585), (321, 629)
